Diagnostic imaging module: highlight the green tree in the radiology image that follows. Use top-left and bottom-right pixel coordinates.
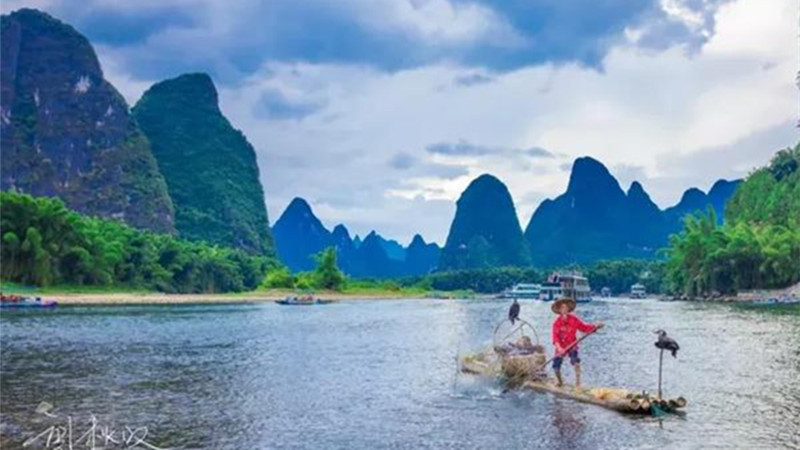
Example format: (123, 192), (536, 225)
(313, 247), (344, 291)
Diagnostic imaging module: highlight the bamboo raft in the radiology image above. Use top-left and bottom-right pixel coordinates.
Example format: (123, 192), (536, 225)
(461, 350), (687, 415)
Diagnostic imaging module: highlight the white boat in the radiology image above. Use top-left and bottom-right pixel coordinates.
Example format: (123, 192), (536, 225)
(498, 283), (541, 299)
(540, 271), (593, 303)
(630, 283), (647, 299)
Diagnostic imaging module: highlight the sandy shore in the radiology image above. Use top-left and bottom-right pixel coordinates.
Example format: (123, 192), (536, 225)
(41, 290), (428, 305)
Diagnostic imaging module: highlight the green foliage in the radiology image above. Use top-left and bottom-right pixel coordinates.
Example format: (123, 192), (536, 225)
(339, 278), (428, 295)
(132, 73), (275, 254)
(293, 272), (316, 291)
(313, 247), (345, 291)
(1, 10), (175, 233)
(583, 259), (666, 295)
(260, 247), (345, 291)
(665, 148), (800, 297)
(425, 267), (543, 293)
(725, 143), (800, 228)
(260, 266), (295, 289)
(0, 192), (279, 293)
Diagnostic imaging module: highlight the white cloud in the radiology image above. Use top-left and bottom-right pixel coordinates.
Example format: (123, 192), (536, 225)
(94, 0), (798, 244)
(351, 0), (522, 46)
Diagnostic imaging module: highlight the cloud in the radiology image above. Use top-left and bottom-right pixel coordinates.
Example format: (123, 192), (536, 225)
(525, 147), (555, 158)
(252, 89), (325, 120)
(3, 0), (794, 243)
(613, 164), (648, 191)
(453, 72), (494, 86)
(2, 0), (732, 84)
(426, 140), (556, 159)
(426, 140), (492, 156)
(389, 152), (416, 170)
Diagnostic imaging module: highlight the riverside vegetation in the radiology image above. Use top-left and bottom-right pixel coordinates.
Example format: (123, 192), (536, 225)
(664, 144), (800, 297)
(0, 192), (277, 293)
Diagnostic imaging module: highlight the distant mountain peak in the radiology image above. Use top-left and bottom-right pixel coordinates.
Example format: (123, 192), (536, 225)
(567, 156), (620, 192)
(440, 173), (529, 269)
(409, 234), (426, 247)
(628, 181), (644, 194)
(708, 179), (742, 197)
(141, 72), (219, 113)
(331, 224), (350, 238)
(285, 197), (313, 215)
(627, 181), (656, 206)
(678, 187), (706, 204)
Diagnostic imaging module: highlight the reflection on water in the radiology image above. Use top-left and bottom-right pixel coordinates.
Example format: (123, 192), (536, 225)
(1, 299), (799, 449)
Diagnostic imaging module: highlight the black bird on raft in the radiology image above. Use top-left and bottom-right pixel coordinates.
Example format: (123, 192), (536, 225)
(508, 299), (520, 325)
(654, 329), (680, 358)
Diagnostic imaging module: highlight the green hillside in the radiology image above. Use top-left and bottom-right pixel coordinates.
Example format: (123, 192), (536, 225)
(133, 73), (275, 255)
(665, 144), (800, 296)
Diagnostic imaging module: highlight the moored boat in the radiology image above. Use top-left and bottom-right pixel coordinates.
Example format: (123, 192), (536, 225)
(275, 295), (336, 305)
(0, 294), (58, 309)
(630, 283), (647, 299)
(540, 271), (593, 303)
(497, 283), (541, 299)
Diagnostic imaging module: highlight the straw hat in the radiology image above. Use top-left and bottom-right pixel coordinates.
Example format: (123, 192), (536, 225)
(551, 297), (576, 314)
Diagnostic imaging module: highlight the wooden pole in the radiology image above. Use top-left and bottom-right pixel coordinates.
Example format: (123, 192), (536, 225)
(541, 329), (598, 370)
(657, 348), (664, 400)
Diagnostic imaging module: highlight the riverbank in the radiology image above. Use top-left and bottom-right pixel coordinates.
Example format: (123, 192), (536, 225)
(0, 282), (482, 304)
(1, 290), (433, 305)
(669, 281), (800, 303)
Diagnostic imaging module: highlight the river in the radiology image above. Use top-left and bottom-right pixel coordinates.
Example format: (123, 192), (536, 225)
(1, 298), (798, 449)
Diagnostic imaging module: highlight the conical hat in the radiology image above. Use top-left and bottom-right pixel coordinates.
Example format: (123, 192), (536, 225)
(551, 298), (576, 314)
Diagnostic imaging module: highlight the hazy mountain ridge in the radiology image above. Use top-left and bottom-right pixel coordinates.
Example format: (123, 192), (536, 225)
(523, 157), (740, 266)
(272, 197), (440, 277)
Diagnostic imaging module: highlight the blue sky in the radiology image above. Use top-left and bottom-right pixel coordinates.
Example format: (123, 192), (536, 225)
(3, 0), (797, 243)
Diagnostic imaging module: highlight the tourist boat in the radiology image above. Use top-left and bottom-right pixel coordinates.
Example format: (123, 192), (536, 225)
(630, 283), (647, 299)
(600, 287), (612, 298)
(275, 295), (336, 305)
(540, 271), (593, 303)
(498, 283), (541, 299)
(0, 294), (58, 309)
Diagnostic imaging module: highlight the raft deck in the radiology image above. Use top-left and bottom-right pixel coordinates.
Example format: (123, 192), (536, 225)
(461, 353), (686, 415)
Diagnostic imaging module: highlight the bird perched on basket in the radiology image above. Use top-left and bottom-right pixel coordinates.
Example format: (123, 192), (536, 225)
(654, 329), (680, 358)
(508, 299), (520, 325)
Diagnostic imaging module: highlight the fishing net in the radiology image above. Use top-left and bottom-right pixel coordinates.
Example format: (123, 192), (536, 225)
(490, 318), (548, 385)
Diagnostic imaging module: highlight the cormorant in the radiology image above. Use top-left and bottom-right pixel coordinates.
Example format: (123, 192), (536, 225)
(654, 329), (680, 358)
(508, 299), (520, 325)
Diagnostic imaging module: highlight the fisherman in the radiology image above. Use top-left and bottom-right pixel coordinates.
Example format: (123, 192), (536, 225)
(551, 298), (603, 387)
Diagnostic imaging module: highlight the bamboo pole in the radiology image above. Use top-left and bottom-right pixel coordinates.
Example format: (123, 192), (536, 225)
(657, 348), (664, 400)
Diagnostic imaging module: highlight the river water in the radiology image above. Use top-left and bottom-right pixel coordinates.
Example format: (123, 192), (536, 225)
(1, 298), (799, 449)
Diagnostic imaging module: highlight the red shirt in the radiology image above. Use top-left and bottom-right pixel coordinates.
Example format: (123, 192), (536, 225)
(552, 313), (597, 351)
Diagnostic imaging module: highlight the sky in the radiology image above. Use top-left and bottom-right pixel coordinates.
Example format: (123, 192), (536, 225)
(3, 0), (798, 245)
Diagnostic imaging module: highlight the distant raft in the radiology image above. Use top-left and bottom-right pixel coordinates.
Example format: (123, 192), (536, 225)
(461, 349), (687, 415)
(0, 295), (58, 309)
(275, 295), (337, 305)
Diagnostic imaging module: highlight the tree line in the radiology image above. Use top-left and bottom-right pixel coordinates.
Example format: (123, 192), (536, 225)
(1, 192), (279, 293)
(664, 144), (800, 296)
